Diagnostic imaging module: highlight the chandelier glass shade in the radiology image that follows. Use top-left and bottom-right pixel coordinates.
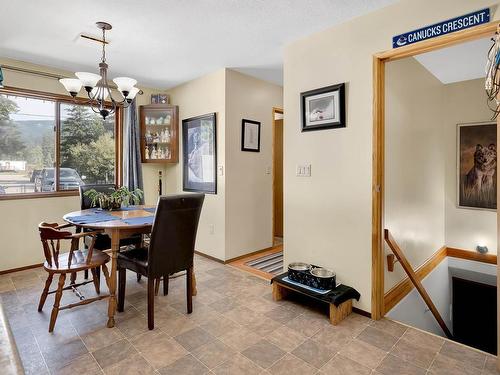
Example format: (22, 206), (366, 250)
(59, 22), (139, 119)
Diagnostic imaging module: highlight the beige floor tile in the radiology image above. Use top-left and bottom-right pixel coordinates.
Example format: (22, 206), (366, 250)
(199, 315), (241, 338)
(213, 353), (264, 375)
(158, 353), (209, 375)
(320, 354), (372, 375)
(222, 306), (262, 325)
(174, 326), (216, 351)
(264, 305), (302, 324)
(339, 338), (387, 369)
(357, 326), (398, 352)
(241, 339), (286, 369)
(292, 339), (335, 368)
(269, 353), (317, 375)
(390, 337), (437, 369)
(208, 297), (240, 314)
(219, 326), (263, 351)
(483, 356), (500, 375)
(312, 325), (354, 352)
(41, 338), (89, 372)
(192, 339), (235, 369)
(429, 353), (479, 375)
(285, 313), (329, 337)
(244, 315), (282, 337)
(92, 339), (138, 369)
(132, 331), (188, 369)
(266, 325), (307, 352)
(115, 314), (150, 339)
(104, 352), (156, 375)
(157, 311), (198, 336)
(401, 328), (444, 352)
(53, 352), (101, 375)
(370, 318), (407, 338)
(439, 340), (487, 370)
(376, 354), (426, 375)
(80, 325), (124, 352)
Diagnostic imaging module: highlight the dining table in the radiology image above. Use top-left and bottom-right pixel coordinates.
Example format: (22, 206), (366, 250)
(63, 205), (173, 328)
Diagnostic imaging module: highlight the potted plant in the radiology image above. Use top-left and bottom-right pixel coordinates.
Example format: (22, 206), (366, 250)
(84, 186), (144, 210)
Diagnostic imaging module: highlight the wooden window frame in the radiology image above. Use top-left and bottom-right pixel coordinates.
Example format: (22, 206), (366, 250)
(0, 86), (122, 201)
(371, 21), (499, 320)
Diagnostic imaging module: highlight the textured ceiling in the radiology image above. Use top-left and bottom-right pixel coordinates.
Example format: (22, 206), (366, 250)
(0, 0), (396, 89)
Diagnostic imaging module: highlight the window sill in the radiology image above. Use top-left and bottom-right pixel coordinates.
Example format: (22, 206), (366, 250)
(0, 190), (79, 201)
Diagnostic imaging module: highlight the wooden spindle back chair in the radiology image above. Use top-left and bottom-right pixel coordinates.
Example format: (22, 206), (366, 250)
(38, 222), (112, 332)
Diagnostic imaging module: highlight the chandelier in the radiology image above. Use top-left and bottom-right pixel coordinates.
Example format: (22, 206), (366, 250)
(59, 22), (139, 119)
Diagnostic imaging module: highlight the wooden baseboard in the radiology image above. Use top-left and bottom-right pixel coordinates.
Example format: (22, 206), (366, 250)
(353, 307), (372, 318)
(384, 245), (498, 314)
(384, 246), (447, 313)
(194, 251), (225, 264)
(0, 263), (43, 275)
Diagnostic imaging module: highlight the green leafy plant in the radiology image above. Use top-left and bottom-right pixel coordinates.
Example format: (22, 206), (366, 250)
(84, 186), (144, 210)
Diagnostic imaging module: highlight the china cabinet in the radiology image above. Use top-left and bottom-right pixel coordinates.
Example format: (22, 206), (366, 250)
(139, 104), (179, 163)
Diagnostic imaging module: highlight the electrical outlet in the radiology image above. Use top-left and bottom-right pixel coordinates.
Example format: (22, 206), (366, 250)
(217, 165), (224, 176)
(209, 224), (215, 234)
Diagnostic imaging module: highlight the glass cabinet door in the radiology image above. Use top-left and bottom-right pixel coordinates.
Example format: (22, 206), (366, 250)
(140, 105), (178, 163)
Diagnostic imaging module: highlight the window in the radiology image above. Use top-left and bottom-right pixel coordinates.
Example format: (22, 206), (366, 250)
(0, 88), (120, 198)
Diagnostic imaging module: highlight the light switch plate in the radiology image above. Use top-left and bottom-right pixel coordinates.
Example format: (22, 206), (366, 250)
(296, 164), (311, 177)
(217, 165), (224, 176)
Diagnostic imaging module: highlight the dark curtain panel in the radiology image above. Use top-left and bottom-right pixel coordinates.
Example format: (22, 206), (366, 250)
(123, 100), (144, 203)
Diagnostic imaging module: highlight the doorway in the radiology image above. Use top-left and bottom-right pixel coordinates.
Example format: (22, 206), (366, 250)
(272, 107), (284, 246)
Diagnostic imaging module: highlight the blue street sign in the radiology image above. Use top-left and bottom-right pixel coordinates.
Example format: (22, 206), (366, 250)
(393, 8), (490, 48)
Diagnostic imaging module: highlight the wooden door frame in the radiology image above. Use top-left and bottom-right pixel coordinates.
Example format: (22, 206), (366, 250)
(371, 21), (499, 321)
(272, 107), (284, 245)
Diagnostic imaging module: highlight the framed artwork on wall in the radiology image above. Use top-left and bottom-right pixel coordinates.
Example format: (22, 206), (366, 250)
(241, 119), (261, 152)
(182, 113), (217, 194)
(457, 121), (496, 210)
(300, 83), (346, 131)
(151, 94), (170, 104)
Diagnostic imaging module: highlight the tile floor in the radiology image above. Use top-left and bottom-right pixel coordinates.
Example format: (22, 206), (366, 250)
(0, 255), (498, 375)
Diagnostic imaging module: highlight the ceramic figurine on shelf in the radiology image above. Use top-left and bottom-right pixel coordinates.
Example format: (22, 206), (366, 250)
(145, 145), (150, 160)
(158, 117), (163, 125)
(164, 115), (171, 125)
(151, 146), (157, 159)
(150, 118), (156, 125)
(165, 128), (171, 143)
(145, 117), (150, 125)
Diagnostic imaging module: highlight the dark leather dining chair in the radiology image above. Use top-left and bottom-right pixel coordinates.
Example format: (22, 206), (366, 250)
(79, 184), (143, 280)
(117, 193), (204, 330)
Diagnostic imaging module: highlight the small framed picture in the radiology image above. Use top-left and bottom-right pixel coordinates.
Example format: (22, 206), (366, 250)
(241, 119), (261, 152)
(158, 94), (170, 104)
(301, 83), (346, 131)
(151, 94), (159, 104)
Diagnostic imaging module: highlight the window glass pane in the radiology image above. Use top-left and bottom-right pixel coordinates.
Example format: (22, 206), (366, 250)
(59, 104), (115, 190)
(0, 94), (55, 195)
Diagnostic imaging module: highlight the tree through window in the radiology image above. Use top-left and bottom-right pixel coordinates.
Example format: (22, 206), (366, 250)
(0, 90), (118, 197)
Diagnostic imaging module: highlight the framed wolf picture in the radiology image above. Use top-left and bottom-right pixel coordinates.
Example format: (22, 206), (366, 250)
(457, 122), (497, 210)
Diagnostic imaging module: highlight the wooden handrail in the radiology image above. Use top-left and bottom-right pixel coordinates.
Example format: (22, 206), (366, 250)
(384, 229), (453, 339)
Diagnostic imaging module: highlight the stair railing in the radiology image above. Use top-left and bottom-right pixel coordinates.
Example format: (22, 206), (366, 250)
(384, 229), (453, 339)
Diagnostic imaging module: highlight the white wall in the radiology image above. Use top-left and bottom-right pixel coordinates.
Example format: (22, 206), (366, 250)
(384, 57), (445, 292)
(167, 69), (227, 261)
(168, 68), (283, 261)
(0, 57), (168, 271)
(444, 78), (497, 253)
(283, 0), (499, 312)
(225, 69), (283, 260)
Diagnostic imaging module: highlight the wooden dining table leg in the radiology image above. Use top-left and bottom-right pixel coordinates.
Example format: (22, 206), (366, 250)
(107, 229), (120, 328)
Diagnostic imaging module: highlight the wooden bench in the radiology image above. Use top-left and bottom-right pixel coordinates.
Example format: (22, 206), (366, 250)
(271, 273), (359, 325)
